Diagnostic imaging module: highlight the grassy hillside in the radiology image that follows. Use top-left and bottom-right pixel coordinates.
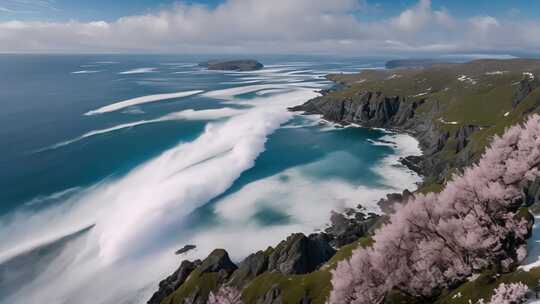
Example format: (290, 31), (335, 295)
(326, 59), (540, 192)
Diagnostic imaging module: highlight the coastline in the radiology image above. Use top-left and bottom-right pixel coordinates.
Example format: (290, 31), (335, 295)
(147, 78), (428, 304)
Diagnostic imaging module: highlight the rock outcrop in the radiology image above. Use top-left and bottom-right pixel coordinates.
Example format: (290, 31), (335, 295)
(149, 205), (381, 304)
(199, 249), (237, 274)
(513, 76), (539, 108)
(325, 211), (381, 247)
(289, 90), (445, 182)
(376, 189), (415, 214)
(148, 260), (201, 304)
(454, 124), (481, 153)
(199, 59), (263, 71)
(267, 233), (335, 275)
(289, 91), (423, 129)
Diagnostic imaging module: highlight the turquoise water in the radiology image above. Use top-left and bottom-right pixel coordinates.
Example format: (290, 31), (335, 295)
(0, 55), (420, 303)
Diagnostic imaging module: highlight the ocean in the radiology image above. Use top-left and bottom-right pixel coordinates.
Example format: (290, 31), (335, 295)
(0, 54), (421, 303)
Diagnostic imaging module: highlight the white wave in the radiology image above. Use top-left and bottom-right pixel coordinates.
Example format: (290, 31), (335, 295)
(203, 84), (280, 100)
(203, 82), (325, 101)
(160, 108), (244, 121)
(373, 133), (423, 188)
(35, 120), (152, 152)
(220, 80), (261, 85)
(38, 108), (243, 152)
(118, 67), (158, 75)
(72, 70), (102, 74)
(0, 88), (319, 304)
(191, 137), (421, 261)
(84, 90), (203, 115)
(24, 187), (82, 207)
(256, 89), (290, 95)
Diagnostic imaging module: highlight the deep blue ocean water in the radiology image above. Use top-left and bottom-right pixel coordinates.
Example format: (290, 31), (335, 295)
(0, 55), (421, 303)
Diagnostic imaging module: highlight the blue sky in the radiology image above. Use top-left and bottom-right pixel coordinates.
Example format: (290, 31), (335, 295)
(0, 0), (539, 55)
(1, 0), (537, 22)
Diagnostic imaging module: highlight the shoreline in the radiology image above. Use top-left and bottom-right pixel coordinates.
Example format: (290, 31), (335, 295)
(147, 79), (428, 304)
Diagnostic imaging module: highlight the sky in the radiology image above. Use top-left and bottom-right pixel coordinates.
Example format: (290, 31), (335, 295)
(0, 0), (539, 55)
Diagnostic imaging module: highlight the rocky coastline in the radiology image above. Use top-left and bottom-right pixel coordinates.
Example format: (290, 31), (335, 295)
(149, 59), (540, 304)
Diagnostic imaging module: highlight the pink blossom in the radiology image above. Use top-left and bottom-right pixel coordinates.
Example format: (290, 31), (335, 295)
(208, 286), (243, 304)
(489, 282), (529, 304)
(330, 115), (540, 303)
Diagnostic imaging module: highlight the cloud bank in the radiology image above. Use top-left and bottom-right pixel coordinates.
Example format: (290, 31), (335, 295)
(1, 0), (539, 55)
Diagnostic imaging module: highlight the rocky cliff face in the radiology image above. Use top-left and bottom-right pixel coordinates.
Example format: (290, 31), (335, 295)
(148, 260), (201, 304)
(149, 59), (540, 304)
(149, 209), (381, 304)
(289, 91), (421, 129)
(289, 90), (449, 185)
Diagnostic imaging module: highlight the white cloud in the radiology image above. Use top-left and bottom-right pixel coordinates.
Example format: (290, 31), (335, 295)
(0, 0), (538, 55)
(469, 15), (500, 32)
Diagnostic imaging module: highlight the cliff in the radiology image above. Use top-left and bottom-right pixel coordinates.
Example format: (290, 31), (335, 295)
(291, 59), (540, 192)
(149, 59), (540, 304)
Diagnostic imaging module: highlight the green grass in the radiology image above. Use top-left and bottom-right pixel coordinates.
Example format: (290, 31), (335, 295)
(241, 237), (373, 304)
(436, 267), (540, 304)
(161, 270), (220, 304)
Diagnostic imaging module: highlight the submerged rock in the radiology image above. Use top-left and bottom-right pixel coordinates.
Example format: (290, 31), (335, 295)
(175, 244), (196, 255)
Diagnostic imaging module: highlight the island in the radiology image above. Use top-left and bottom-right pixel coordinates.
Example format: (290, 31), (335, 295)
(198, 59), (264, 71)
(384, 58), (454, 69)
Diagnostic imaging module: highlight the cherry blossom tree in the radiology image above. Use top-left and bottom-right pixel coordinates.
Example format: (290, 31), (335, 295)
(208, 286), (243, 304)
(488, 282), (529, 304)
(330, 115), (540, 304)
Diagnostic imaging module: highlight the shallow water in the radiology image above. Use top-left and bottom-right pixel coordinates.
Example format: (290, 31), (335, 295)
(0, 54), (421, 304)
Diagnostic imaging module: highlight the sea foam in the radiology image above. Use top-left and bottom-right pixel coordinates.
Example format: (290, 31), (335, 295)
(84, 90), (203, 115)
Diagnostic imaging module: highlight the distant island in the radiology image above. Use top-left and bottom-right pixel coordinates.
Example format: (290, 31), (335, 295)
(198, 59), (264, 71)
(385, 58), (454, 69)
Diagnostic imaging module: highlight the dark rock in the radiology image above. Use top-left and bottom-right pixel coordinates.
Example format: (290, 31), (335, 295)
(175, 244), (196, 255)
(199, 249), (238, 274)
(325, 211), (380, 247)
(199, 59), (263, 71)
(377, 189), (415, 214)
(454, 124), (480, 153)
(436, 131), (450, 152)
(267, 233), (335, 275)
(147, 259), (201, 304)
(229, 250), (269, 286)
(513, 77), (538, 108)
(400, 155), (425, 176)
